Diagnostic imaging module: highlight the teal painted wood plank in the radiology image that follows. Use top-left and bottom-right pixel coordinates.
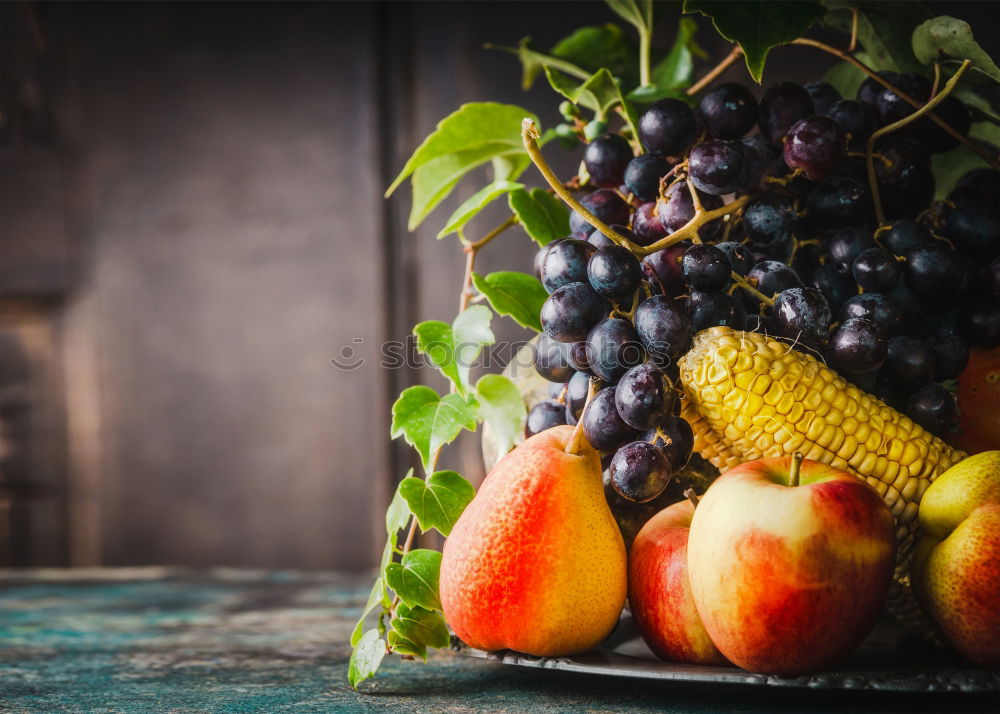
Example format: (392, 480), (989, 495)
(0, 569), (996, 713)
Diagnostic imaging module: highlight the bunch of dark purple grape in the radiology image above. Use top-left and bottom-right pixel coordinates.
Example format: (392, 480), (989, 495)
(527, 75), (999, 541)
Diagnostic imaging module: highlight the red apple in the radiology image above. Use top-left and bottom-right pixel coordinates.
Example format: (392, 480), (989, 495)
(687, 455), (896, 675)
(629, 498), (728, 665)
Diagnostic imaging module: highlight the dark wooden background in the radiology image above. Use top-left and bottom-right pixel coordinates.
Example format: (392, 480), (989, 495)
(1, 1), (996, 571)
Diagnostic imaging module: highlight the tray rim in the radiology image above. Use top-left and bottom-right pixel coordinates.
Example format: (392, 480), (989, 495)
(454, 616), (1000, 694)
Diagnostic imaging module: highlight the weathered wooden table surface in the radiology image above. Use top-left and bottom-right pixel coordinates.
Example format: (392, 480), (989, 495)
(1, 569), (996, 713)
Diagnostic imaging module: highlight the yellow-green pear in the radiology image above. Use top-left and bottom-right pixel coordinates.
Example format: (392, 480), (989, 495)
(913, 450), (1000, 669)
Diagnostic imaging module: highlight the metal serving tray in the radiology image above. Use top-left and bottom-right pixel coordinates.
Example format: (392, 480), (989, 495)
(459, 614), (1000, 693)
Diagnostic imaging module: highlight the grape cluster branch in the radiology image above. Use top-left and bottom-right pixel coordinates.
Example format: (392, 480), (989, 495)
(790, 38), (999, 172)
(866, 60), (973, 225)
(521, 119), (752, 257)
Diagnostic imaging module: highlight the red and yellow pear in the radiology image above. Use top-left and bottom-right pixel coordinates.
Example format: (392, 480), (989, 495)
(440, 425), (627, 656)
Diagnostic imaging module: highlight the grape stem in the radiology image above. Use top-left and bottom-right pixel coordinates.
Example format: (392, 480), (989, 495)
(847, 8), (859, 54)
(686, 46), (742, 96)
(730, 271), (775, 307)
(522, 117), (753, 257)
(790, 38), (999, 171)
(638, 2), (652, 88)
(459, 215), (518, 310)
(866, 59), (972, 225)
(522, 119), (639, 251)
(640, 195), (753, 254)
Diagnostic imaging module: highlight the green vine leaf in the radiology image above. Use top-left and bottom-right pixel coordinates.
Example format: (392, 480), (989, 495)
(684, 0), (825, 83)
(399, 470), (476, 536)
(970, 122), (1000, 149)
(348, 629), (387, 689)
(386, 630), (427, 660)
(822, 1), (931, 74)
(408, 146), (518, 231)
(931, 145), (991, 200)
(390, 386), (478, 470)
(605, 0), (649, 31)
(380, 534), (396, 572)
(386, 470), (413, 535)
(491, 154), (532, 183)
(413, 306), (496, 396)
(545, 67), (628, 120)
(552, 24), (638, 89)
(629, 16), (703, 103)
(957, 88), (1000, 124)
(386, 103), (538, 230)
(390, 603), (451, 655)
(437, 181), (524, 239)
(912, 17), (1000, 84)
(823, 55), (871, 99)
(492, 25), (639, 93)
(508, 188), (570, 246)
(472, 271), (548, 332)
(488, 37), (591, 91)
(350, 578), (389, 647)
(384, 549), (443, 611)
(387, 103), (535, 194)
(475, 374), (528, 458)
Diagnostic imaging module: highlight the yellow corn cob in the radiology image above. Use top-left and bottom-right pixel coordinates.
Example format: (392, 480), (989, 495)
(680, 397), (744, 472)
(678, 326), (966, 639)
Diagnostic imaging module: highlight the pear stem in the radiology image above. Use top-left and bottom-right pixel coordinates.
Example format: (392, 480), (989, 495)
(684, 488), (700, 509)
(565, 378), (598, 456)
(789, 452), (804, 488)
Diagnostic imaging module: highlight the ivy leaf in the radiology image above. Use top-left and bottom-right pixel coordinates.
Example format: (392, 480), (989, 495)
(931, 145), (990, 200)
(390, 386), (478, 470)
(605, 0), (648, 30)
(823, 56), (869, 99)
(387, 630), (427, 661)
(348, 629), (386, 689)
(912, 17), (1000, 85)
(684, 0), (825, 83)
(508, 188), (570, 246)
(546, 67), (628, 120)
(399, 470), (476, 536)
(409, 144), (531, 231)
(472, 271), (548, 332)
(491, 154), (532, 183)
(629, 16), (702, 103)
(957, 88), (1000, 124)
(822, 1), (930, 74)
(488, 37), (591, 91)
(351, 578), (388, 647)
(380, 533), (396, 573)
(390, 603), (451, 653)
(384, 549), (443, 611)
(386, 471), (412, 535)
(387, 103), (536, 195)
(475, 374), (528, 458)
(437, 181), (524, 239)
(552, 24), (639, 89)
(413, 306), (495, 396)
(387, 103), (538, 230)
(970, 122), (1000, 149)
